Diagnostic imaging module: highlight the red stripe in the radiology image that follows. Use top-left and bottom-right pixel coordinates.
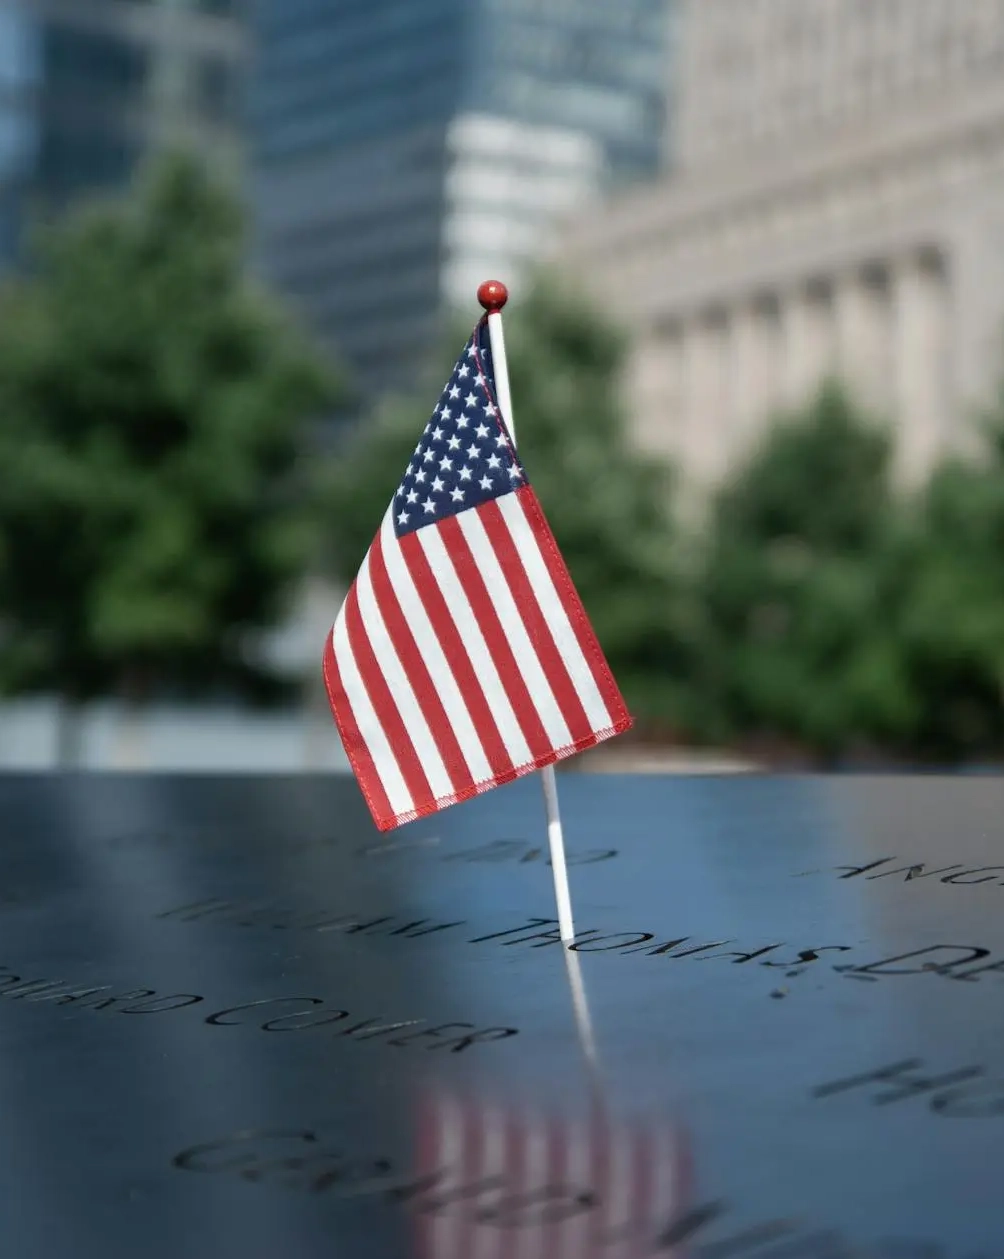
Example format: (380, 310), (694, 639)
(558, 1119), (595, 1259)
(504, 1108), (529, 1259)
(478, 1097), (508, 1259)
(446, 1092), (500, 1259)
(541, 1111), (571, 1259)
(673, 1128), (694, 1226)
(322, 627), (393, 829)
(438, 514), (553, 763)
(514, 486), (631, 729)
(418, 1089), (466, 1259)
(344, 579), (431, 815)
(590, 1105), (611, 1256)
(461, 1096), (490, 1259)
(399, 531), (515, 784)
(478, 499), (595, 745)
(414, 1093), (438, 1259)
(370, 530), (476, 799)
(630, 1129), (655, 1255)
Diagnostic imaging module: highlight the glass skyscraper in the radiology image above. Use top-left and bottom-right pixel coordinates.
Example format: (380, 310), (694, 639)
(251, 0), (671, 397)
(0, 0), (247, 268)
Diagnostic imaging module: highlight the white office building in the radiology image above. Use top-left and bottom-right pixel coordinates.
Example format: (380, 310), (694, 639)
(558, 0), (1004, 491)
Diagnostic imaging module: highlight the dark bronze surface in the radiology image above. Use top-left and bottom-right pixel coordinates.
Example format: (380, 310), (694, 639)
(1, 771), (1003, 1257)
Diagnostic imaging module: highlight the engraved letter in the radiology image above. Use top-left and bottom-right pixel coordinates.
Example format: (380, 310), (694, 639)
(207, 998), (320, 1026)
(843, 946), (989, 976)
(942, 867), (1004, 885)
(813, 1059), (983, 1105)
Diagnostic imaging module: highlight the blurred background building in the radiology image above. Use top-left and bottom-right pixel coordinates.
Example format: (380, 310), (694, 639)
(6, 0), (1004, 774)
(251, 0), (674, 397)
(0, 0), (247, 268)
(558, 0), (1004, 492)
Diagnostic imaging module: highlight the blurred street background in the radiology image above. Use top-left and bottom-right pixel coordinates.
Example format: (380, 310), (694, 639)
(2, 0), (1004, 772)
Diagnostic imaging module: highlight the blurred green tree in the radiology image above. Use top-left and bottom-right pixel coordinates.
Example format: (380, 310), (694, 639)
(319, 277), (692, 729)
(891, 382), (1004, 761)
(0, 152), (341, 758)
(694, 381), (914, 759)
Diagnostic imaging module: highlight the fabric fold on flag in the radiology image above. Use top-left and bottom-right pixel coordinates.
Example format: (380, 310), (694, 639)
(324, 315), (632, 831)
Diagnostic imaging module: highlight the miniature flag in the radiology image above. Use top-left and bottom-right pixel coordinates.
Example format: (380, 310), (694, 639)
(323, 316), (632, 831)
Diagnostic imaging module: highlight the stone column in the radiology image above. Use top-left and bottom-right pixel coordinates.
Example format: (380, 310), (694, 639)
(729, 299), (762, 451)
(835, 266), (892, 416)
(783, 280), (835, 410)
(704, 311), (731, 485)
(949, 205), (1004, 460)
(892, 249), (950, 485)
(679, 319), (702, 486)
(781, 288), (813, 408)
(746, 292), (784, 447)
(681, 312), (730, 489)
(627, 321), (683, 464)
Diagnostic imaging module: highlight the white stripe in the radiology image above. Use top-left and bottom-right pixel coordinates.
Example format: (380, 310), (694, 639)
(512, 1109), (552, 1259)
(379, 515), (493, 785)
(427, 1093), (466, 1259)
(601, 1126), (635, 1259)
(471, 1104), (508, 1259)
(624, 1132), (652, 1259)
(560, 1121), (595, 1259)
(649, 1127), (682, 1229)
(417, 526), (532, 765)
(496, 494), (612, 732)
(330, 615), (413, 819)
(457, 510), (572, 750)
(355, 520), (454, 803)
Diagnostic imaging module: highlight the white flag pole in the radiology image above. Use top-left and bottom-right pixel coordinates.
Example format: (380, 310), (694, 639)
(478, 280), (577, 943)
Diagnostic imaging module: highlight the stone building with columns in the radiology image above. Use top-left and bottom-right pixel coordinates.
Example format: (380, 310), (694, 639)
(556, 0), (1004, 493)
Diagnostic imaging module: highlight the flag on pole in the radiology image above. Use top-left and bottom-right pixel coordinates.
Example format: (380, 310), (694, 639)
(323, 314), (632, 832)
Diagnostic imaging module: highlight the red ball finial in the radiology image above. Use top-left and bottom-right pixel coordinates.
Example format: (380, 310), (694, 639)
(477, 280), (509, 313)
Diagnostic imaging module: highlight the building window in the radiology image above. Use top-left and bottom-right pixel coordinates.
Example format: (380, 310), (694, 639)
(43, 22), (148, 100)
(198, 56), (240, 124)
(37, 125), (139, 199)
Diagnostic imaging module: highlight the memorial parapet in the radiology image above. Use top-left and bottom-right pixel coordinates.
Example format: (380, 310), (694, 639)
(0, 772), (1001, 1257)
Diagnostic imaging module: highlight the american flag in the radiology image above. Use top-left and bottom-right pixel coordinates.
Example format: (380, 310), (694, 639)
(412, 1087), (694, 1259)
(323, 316), (632, 832)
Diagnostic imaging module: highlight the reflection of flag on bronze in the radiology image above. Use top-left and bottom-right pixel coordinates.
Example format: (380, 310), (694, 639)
(323, 315), (632, 833)
(412, 1088), (693, 1258)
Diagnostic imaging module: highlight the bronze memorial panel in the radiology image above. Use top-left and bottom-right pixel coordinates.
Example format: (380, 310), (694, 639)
(0, 772), (1002, 1257)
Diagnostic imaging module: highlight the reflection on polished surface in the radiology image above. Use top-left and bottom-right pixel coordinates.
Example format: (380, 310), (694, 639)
(409, 1084), (692, 1258)
(0, 772), (1003, 1256)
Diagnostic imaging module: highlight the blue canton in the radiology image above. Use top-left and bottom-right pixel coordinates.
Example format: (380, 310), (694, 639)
(393, 319), (528, 538)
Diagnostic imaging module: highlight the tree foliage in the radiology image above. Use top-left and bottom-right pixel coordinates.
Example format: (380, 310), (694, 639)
(889, 388), (1004, 760)
(5, 157), (1004, 771)
(691, 373), (1004, 765)
(320, 277), (691, 725)
(0, 152), (341, 705)
(694, 382), (914, 757)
